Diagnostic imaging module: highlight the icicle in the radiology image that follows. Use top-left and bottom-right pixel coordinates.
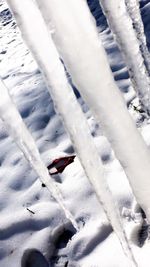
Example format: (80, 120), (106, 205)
(125, 0), (150, 75)
(7, 0), (136, 265)
(35, 0), (150, 251)
(99, 0), (150, 115)
(0, 78), (78, 230)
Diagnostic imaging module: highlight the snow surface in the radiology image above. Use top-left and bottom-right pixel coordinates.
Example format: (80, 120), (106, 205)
(0, 0), (150, 266)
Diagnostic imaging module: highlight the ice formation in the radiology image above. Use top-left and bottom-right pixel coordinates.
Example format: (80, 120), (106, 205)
(35, 0), (150, 227)
(99, 0), (150, 114)
(6, 0), (138, 264)
(125, 0), (150, 75)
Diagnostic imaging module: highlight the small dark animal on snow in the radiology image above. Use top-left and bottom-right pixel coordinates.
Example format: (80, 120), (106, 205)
(47, 155), (76, 175)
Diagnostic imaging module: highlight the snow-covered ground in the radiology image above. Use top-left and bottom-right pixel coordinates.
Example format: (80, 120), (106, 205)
(0, 0), (150, 266)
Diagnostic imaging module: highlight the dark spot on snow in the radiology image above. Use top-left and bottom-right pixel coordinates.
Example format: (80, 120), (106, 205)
(35, 69), (41, 75)
(2, 74), (9, 80)
(105, 44), (119, 55)
(0, 50), (7, 54)
(21, 249), (49, 267)
(12, 157), (21, 165)
(138, 220), (150, 247)
(20, 106), (32, 119)
(50, 224), (76, 266)
(7, 38), (15, 44)
(64, 145), (75, 154)
(114, 69), (129, 81)
(87, 0), (107, 30)
(64, 261), (69, 267)
(11, 21), (16, 28)
(26, 208), (35, 215)
(77, 216), (86, 227)
(42, 183), (46, 187)
(52, 174), (62, 184)
(2, 20), (12, 26)
(28, 114), (50, 131)
(140, 0), (150, 9)
(139, 208), (147, 220)
(101, 153), (111, 163)
(54, 229), (75, 249)
(0, 8), (12, 20)
(35, 194), (40, 201)
(111, 63), (125, 73)
(9, 178), (24, 191)
(71, 83), (81, 99)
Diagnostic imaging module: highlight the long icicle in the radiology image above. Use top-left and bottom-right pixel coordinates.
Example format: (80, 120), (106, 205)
(7, 0), (136, 265)
(0, 78), (78, 231)
(99, 0), (150, 115)
(125, 0), (150, 75)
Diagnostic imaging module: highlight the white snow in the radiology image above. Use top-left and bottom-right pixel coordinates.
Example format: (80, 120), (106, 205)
(0, 0), (150, 266)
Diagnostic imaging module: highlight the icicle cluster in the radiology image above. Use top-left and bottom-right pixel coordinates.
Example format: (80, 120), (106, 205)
(35, 0), (150, 224)
(6, 0), (138, 265)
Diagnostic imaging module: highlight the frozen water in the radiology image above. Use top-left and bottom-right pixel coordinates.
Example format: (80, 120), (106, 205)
(99, 0), (150, 115)
(7, 0), (137, 264)
(126, 0), (150, 75)
(36, 0), (150, 225)
(1, 0), (150, 266)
